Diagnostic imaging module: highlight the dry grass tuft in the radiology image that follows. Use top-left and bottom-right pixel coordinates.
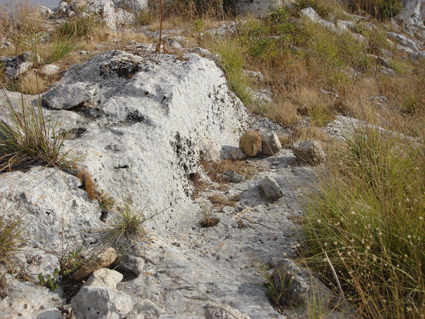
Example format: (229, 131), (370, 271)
(200, 158), (255, 184)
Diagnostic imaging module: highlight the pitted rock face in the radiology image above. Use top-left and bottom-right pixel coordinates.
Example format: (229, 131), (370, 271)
(38, 50), (250, 232)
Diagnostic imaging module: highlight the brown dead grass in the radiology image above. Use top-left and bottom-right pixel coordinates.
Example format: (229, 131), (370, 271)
(200, 158), (255, 184)
(208, 193), (240, 208)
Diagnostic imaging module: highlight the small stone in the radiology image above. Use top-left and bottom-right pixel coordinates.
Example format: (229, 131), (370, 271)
(72, 247), (117, 281)
(259, 176), (284, 201)
(41, 64), (60, 77)
(239, 130), (262, 157)
(223, 170), (244, 183)
(292, 140), (326, 165)
(261, 133), (282, 156)
(221, 146), (247, 160)
(83, 268), (123, 289)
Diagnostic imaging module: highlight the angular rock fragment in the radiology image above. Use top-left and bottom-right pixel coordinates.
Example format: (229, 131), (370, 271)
(292, 140), (326, 165)
(239, 130), (262, 157)
(83, 268), (123, 290)
(259, 176), (284, 201)
(42, 82), (99, 110)
(223, 170), (244, 183)
(71, 286), (134, 319)
(261, 133), (282, 156)
(271, 259), (334, 308)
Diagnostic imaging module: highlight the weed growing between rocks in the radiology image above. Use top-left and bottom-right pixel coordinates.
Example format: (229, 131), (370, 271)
(0, 90), (72, 172)
(199, 207), (220, 227)
(105, 197), (166, 244)
(302, 128), (425, 318)
(0, 214), (26, 271)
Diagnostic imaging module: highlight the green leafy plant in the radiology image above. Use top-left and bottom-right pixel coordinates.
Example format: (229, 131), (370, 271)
(60, 247), (84, 277)
(0, 94), (71, 172)
(38, 268), (59, 291)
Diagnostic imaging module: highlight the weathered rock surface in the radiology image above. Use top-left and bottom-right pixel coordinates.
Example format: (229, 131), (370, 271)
(271, 259), (334, 308)
(262, 133), (282, 156)
(239, 130), (262, 157)
(292, 140), (326, 165)
(259, 176), (284, 201)
(0, 49), (349, 318)
(0, 275), (62, 318)
(42, 82), (100, 110)
(398, 0), (425, 26)
(0, 166), (103, 253)
(71, 286), (134, 319)
(82, 268), (122, 289)
(236, 0), (284, 17)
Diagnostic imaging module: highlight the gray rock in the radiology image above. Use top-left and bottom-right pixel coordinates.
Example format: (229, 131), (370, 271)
(397, 0), (425, 26)
(261, 133), (282, 156)
(300, 7), (321, 22)
(259, 176), (284, 201)
(203, 302), (252, 319)
(292, 140), (326, 165)
(0, 276), (62, 318)
(125, 299), (164, 319)
(71, 286), (134, 319)
(243, 70), (264, 83)
(247, 87), (273, 105)
(19, 249), (60, 282)
(223, 170), (244, 183)
(83, 268), (123, 289)
(21, 309), (62, 319)
(387, 32), (419, 52)
(73, 247), (117, 281)
(41, 64), (60, 77)
(271, 259), (334, 309)
(221, 146), (247, 160)
(42, 82), (99, 110)
(0, 166), (103, 253)
(236, 0), (284, 17)
(117, 254), (145, 276)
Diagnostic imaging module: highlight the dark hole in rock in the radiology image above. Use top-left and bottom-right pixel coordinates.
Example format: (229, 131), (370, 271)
(200, 217), (220, 228)
(100, 210), (108, 222)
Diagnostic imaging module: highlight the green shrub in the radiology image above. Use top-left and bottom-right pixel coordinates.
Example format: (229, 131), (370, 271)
(302, 129), (425, 318)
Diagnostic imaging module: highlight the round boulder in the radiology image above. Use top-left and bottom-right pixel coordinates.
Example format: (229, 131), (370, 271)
(239, 130), (262, 157)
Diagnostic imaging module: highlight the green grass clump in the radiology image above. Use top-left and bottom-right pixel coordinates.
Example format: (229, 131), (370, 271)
(302, 128), (425, 318)
(45, 37), (76, 64)
(0, 215), (26, 267)
(56, 16), (98, 39)
(0, 92), (70, 172)
(210, 37), (253, 107)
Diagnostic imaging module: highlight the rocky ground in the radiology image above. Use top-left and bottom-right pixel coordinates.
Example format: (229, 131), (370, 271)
(0, 0), (424, 318)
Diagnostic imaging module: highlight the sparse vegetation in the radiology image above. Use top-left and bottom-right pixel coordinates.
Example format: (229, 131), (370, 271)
(302, 129), (425, 318)
(0, 214), (26, 269)
(0, 93), (71, 172)
(105, 197), (160, 243)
